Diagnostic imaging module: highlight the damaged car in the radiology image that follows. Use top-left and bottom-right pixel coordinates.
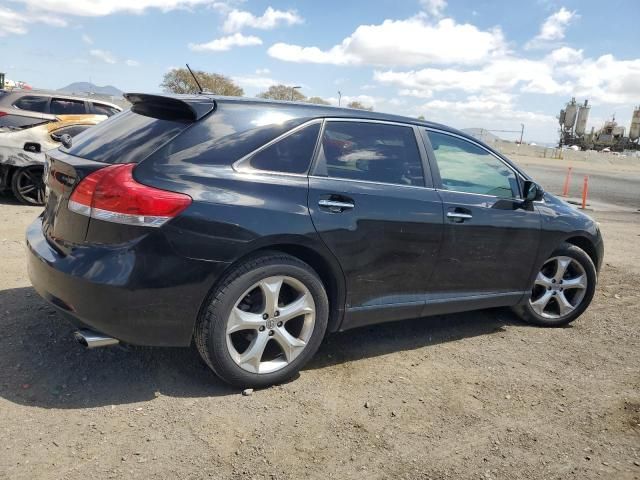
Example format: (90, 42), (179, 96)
(0, 90), (121, 204)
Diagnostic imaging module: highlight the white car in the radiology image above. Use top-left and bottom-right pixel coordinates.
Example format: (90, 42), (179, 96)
(0, 114), (109, 204)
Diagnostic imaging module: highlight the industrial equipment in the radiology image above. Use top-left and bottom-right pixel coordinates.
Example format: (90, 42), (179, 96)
(558, 98), (640, 152)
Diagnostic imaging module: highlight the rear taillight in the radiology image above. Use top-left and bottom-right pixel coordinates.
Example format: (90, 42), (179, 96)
(0, 111), (6, 117)
(68, 163), (191, 227)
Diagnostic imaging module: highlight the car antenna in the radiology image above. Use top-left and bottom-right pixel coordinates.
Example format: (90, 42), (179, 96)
(185, 63), (203, 94)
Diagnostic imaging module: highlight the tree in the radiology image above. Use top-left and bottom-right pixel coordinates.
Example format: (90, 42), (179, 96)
(305, 96), (331, 105)
(346, 100), (373, 111)
(161, 68), (243, 96)
(417, 115), (425, 120)
(258, 84), (306, 101)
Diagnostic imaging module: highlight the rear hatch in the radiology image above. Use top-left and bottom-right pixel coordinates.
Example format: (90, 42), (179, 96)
(42, 94), (215, 251)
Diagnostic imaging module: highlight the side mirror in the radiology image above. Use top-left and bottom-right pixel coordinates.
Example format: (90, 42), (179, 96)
(523, 180), (544, 202)
(59, 134), (73, 149)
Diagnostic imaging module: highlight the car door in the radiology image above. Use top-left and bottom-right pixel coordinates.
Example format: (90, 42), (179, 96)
(422, 129), (541, 305)
(308, 119), (444, 328)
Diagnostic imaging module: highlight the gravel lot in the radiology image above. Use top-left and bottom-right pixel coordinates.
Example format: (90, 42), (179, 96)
(1, 167), (639, 479)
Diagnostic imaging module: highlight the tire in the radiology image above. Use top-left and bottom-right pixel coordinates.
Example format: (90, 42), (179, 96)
(513, 242), (597, 327)
(11, 166), (45, 206)
(195, 252), (329, 388)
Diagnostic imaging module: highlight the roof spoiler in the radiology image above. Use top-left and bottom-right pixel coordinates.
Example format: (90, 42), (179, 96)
(124, 93), (216, 122)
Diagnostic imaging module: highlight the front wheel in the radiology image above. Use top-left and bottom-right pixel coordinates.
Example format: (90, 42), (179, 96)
(195, 253), (329, 388)
(514, 243), (597, 327)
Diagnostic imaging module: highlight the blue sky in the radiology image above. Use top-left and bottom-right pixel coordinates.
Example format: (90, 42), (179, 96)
(1, 0), (639, 143)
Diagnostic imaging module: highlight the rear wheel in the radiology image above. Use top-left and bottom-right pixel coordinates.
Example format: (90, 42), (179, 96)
(195, 253), (329, 388)
(514, 243), (596, 326)
(11, 166), (45, 205)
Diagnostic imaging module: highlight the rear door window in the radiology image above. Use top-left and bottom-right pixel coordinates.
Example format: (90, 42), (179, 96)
(13, 96), (49, 113)
(315, 121), (425, 186)
(246, 122), (320, 174)
(64, 110), (188, 164)
(50, 98), (87, 115)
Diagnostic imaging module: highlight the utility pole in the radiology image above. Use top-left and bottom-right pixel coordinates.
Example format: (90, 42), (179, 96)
(338, 90), (342, 107)
(520, 123), (525, 144)
(290, 85), (301, 101)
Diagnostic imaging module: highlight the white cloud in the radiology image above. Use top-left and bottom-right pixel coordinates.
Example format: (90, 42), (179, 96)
(81, 33), (93, 44)
(189, 33), (262, 52)
(0, 6), (28, 36)
(222, 7), (303, 33)
(418, 93), (556, 132)
(326, 94), (379, 109)
(13, 0), (225, 16)
(526, 7), (577, 49)
(233, 75), (278, 90)
(90, 49), (117, 64)
(268, 43), (355, 65)
(420, 0), (447, 17)
(0, 5), (66, 36)
(374, 56), (572, 97)
(125, 59), (140, 67)
(255, 68), (270, 75)
(268, 17), (506, 66)
(561, 54), (640, 104)
(546, 46), (583, 64)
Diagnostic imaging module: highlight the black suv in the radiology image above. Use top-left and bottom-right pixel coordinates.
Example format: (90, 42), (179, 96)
(26, 94), (603, 387)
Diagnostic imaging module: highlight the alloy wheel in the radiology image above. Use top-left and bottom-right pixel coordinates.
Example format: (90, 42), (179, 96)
(13, 166), (45, 205)
(226, 275), (316, 374)
(529, 256), (588, 319)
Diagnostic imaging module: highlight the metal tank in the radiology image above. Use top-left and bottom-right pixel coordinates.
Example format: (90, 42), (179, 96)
(630, 106), (640, 141)
(564, 98), (578, 129)
(575, 100), (590, 136)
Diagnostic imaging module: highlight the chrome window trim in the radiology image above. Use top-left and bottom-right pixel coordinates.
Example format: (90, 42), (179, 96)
(309, 174), (437, 191)
(232, 118), (324, 175)
(424, 127), (524, 201)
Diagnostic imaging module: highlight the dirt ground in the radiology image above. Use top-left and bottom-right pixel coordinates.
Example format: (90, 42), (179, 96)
(1, 189), (639, 479)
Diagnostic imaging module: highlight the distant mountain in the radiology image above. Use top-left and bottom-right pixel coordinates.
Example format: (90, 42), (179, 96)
(462, 128), (503, 143)
(58, 82), (123, 96)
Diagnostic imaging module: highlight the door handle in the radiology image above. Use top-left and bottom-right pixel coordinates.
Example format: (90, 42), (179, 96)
(447, 211), (473, 223)
(318, 199), (354, 212)
(446, 212), (472, 219)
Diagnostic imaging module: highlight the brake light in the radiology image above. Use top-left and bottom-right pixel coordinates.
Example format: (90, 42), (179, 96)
(68, 163), (191, 227)
(0, 111), (6, 117)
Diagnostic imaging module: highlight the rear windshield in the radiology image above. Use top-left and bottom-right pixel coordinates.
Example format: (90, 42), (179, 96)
(63, 110), (189, 164)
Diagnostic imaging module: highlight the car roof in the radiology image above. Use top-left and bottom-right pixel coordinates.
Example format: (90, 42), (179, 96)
(0, 89), (121, 109)
(130, 92), (475, 142)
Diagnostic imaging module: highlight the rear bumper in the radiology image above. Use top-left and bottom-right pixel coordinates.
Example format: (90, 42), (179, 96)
(26, 216), (229, 346)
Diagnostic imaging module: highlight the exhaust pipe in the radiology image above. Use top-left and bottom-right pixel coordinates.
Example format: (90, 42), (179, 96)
(74, 329), (119, 349)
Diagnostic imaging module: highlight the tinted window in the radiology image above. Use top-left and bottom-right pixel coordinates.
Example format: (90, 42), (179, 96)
(90, 103), (120, 117)
(317, 121), (424, 186)
(50, 98), (86, 115)
(64, 110), (188, 164)
(145, 102), (313, 167)
(13, 96), (49, 113)
(51, 125), (92, 139)
(248, 123), (320, 173)
(428, 131), (518, 198)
